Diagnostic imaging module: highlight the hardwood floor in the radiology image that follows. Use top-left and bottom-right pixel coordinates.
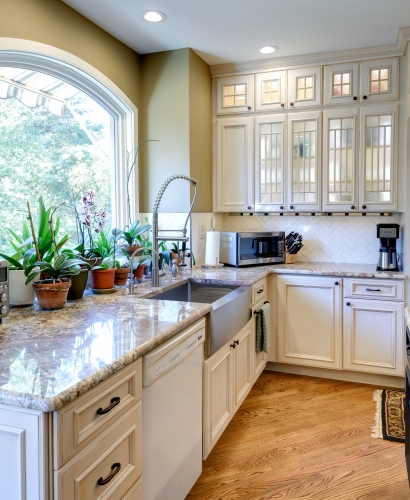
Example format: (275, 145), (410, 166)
(188, 371), (409, 500)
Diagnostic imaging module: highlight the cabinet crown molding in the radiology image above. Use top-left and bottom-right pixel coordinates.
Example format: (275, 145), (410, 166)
(211, 27), (410, 77)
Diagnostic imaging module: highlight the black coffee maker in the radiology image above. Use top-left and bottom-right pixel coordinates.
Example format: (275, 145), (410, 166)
(376, 223), (399, 271)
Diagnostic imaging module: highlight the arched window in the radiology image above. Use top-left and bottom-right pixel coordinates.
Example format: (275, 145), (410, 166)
(0, 39), (138, 253)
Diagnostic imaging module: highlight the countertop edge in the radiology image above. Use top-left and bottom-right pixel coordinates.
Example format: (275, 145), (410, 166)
(0, 304), (212, 412)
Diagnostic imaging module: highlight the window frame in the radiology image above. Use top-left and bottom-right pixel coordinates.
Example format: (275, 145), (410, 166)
(0, 38), (138, 228)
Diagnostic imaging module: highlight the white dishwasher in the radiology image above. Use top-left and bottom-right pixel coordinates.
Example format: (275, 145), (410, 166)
(142, 319), (205, 500)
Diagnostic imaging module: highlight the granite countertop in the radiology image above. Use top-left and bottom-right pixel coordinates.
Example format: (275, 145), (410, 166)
(0, 261), (406, 412)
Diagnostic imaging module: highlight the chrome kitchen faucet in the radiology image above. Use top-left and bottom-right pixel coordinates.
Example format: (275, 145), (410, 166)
(152, 175), (198, 287)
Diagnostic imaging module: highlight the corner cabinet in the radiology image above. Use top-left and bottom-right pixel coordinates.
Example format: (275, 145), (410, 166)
(277, 275), (342, 369)
(215, 116), (254, 211)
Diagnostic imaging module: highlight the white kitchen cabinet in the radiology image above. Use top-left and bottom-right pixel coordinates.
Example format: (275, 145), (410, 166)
(215, 116), (254, 212)
(287, 111), (322, 211)
(203, 318), (253, 459)
(324, 62), (359, 105)
(254, 114), (287, 211)
(216, 75), (254, 115)
(322, 108), (359, 211)
(359, 104), (398, 211)
(360, 57), (399, 102)
(255, 71), (287, 111)
(343, 298), (404, 376)
(203, 340), (234, 459)
(287, 66), (322, 108)
(277, 275), (342, 369)
(0, 405), (48, 500)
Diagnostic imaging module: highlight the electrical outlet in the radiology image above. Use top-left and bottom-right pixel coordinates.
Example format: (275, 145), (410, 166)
(199, 225), (206, 239)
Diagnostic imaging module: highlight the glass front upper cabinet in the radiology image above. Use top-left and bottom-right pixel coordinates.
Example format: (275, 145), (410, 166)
(255, 71), (286, 111)
(323, 109), (358, 211)
(216, 75), (254, 114)
(324, 63), (359, 105)
(255, 114), (286, 211)
(360, 58), (399, 102)
(287, 111), (321, 211)
(359, 104), (398, 211)
(287, 67), (322, 108)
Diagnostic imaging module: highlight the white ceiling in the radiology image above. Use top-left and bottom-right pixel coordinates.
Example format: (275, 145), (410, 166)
(62, 0), (410, 66)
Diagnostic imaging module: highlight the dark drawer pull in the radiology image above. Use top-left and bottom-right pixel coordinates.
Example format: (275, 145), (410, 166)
(97, 463), (121, 485)
(97, 397), (121, 415)
(365, 288), (381, 292)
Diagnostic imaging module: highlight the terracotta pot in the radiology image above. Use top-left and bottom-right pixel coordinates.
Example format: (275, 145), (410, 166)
(67, 269), (89, 300)
(9, 270), (34, 306)
(133, 264), (145, 281)
(122, 245), (141, 257)
(89, 268), (116, 289)
(114, 267), (130, 286)
(33, 280), (71, 310)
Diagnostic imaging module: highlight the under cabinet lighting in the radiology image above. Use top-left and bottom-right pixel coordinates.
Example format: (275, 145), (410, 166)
(141, 11), (167, 23)
(258, 46), (278, 54)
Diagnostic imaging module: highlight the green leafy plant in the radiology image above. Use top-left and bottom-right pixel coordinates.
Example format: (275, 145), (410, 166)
(24, 254), (89, 284)
(34, 197), (69, 262)
(121, 221), (151, 246)
(91, 256), (116, 270)
(92, 228), (115, 259)
(0, 220), (36, 270)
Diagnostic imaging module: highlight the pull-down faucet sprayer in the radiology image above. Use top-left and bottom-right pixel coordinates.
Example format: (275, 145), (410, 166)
(152, 175), (198, 287)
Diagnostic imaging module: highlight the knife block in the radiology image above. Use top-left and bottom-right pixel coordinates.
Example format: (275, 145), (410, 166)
(285, 251), (297, 264)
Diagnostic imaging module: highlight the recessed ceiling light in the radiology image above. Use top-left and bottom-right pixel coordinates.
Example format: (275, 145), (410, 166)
(258, 46), (279, 54)
(141, 10), (167, 23)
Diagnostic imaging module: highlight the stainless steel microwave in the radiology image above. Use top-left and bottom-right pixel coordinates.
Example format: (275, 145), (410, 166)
(220, 231), (285, 267)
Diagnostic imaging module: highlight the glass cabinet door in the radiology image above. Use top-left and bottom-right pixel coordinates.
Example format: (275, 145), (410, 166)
(360, 58), (399, 102)
(287, 111), (321, 211)
(323, 109), (358, 211)
(255, 114), (286, 211)
(287, 67), (322, 108)
(216, 75), (254, 115)
(359, 105), (398, 211)
(255, 71), (286, 111)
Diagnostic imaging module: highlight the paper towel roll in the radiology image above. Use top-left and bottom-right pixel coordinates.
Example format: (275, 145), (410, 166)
(204, 231), (220, 266)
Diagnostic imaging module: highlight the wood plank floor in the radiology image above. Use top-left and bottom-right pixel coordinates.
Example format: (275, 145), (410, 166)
(188, 371), (409, 500)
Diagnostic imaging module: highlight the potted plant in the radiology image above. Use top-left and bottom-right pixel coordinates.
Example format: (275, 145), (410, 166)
(25, 254), (88, 310)
(89, 257), (116, 289)
(121, 220), (152, 256)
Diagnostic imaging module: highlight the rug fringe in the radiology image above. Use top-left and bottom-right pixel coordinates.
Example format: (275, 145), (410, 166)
(371, 389), (383, 439)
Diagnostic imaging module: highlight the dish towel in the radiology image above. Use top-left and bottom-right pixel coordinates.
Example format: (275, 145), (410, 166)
(255, 302), (270, 354)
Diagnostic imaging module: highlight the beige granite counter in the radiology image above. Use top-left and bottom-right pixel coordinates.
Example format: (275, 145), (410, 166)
(0, 261), (405, 412)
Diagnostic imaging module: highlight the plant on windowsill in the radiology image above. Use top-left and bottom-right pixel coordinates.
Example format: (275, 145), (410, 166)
(120, 220), (152, 256)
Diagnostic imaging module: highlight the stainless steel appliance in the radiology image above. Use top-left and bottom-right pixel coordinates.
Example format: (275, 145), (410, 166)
(377, 223), (399, 271)
(220, 231), (285, 267)
(0, 261), (9, 322)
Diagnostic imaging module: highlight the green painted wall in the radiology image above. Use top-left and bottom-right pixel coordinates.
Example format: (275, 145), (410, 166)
(1, 0), (141, 108)
(140, 48), (212, 213)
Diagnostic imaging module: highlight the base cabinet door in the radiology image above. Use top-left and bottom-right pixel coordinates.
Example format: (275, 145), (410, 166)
(203, 342), (234, 459)
(277, 275), (342, 369)
(343, 298), (404, 376)
(0, 405), (47, 500)
(233, 320), (253, 413)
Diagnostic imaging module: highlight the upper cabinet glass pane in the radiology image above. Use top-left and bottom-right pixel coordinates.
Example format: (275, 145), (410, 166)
(261, 78), (281, 104)
(223, 83), (247, 108)
(258, 120), (284, 206)
(295, 76), (314, 101)
(332, 71), (351, 97)
(369, 67), (389, 94)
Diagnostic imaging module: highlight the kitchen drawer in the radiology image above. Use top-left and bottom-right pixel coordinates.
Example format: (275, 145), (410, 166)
(252, 279), (267, 304)
(54, 358), (142, 469)
(123, 478), (142, 500)
(343, 278), (404, 301)
(55, 405), (142, 500)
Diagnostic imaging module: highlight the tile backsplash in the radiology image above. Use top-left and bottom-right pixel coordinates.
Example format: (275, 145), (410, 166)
(191, 213), (401, 266)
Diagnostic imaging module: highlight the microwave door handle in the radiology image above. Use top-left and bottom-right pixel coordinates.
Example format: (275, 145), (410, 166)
(251, 239), (256, 249)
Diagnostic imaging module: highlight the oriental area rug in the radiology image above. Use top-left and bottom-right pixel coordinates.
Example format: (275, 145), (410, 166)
(372, 389), (405, 443)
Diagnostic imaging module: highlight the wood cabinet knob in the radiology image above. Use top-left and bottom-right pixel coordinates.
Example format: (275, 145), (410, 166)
(353, 96), (357, 101)
(346, 302), (351, 306)
(362, 205), (366, 209)
(290, 102), (294, 107)
(351, 205), (355, 209)
(363, 95), (368, 100)
(290, 205), (294, 209)
(247, 206), (252, 210)
(247, 106), (251, 110)
(280, 205), (284, 210)
(334, 281), (339, 286)
(281, 103), (285, 107)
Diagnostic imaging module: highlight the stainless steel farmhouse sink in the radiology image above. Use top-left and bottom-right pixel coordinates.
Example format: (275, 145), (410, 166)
(148, 282), (252, 357)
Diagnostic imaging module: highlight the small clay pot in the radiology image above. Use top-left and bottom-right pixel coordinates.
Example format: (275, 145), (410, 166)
(133, 264), (145, 281)
(114, 267), (130, 286)
(67, 269), (89, 300)
(122, 245), (141, 257)
(33, 280), (71, 310)
(89, 268), (116, 289)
